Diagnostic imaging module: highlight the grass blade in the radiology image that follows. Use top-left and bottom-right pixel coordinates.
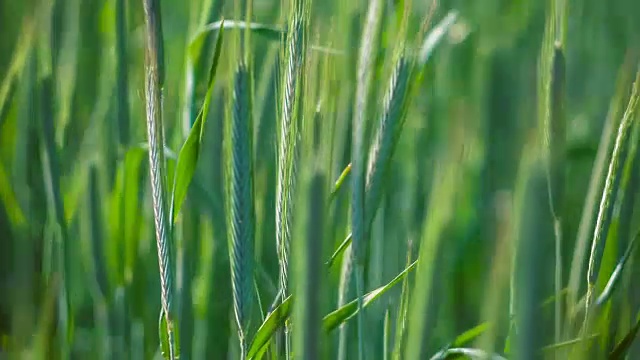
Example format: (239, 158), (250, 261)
(328, 162), (351, 204)
(324, 260), (417, 332)
(247, 295), (293, 360)
(246, 259), (417, 359)
(326, 232), (352, 267)
(608, 313), (640, 360)
(170, 21), (225, 225)
(194, 20), (283, 44)
(595, 230), (639, 307)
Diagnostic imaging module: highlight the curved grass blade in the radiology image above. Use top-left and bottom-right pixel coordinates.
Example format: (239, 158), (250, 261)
(246, 295), (293, 359)
(195, 20), (282, 42)
(542, 334), (599, 353)
(429, 347), (508, 360)
(608, 314), (640, 360)
(169, 20), (225, 225)
(595, 230), (639, 307)
(324, 260), (417, 332)
(418, 10), (459, 67)
(246, 260), (417, 359)
(429, 316), (492, 357)
(453, 322), (492, 347)
(326, 232), (352, 267)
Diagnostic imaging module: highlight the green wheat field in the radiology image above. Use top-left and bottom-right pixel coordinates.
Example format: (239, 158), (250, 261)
(1, 0), (640, 359)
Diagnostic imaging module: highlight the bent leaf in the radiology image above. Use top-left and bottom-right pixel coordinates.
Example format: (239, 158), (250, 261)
(323, 260), (417, 332)
(247, 260), (418, 358)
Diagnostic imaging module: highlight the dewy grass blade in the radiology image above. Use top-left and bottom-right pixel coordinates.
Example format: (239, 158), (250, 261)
(140, 0), (175, 358)
(226, 62), (256, 359)
(584, 68), (640, 336)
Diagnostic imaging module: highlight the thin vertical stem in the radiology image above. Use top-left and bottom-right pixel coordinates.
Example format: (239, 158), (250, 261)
(141, 0), (175, 358)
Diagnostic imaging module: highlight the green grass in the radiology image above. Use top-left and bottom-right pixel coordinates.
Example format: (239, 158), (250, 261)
(2, 0), (640, 359)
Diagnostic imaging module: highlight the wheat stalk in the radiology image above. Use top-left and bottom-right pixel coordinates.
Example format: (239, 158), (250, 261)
(227, 62), (255, 359)
(365, 55), (412, 228)
(351, 0), (383, 357)
(141, 0), (175, 358)
(276, 0), (309, 356)
(584, 68), (640, 336)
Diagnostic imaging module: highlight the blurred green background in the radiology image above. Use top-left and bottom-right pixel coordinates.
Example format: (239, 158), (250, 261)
(1, 0), (640, 359)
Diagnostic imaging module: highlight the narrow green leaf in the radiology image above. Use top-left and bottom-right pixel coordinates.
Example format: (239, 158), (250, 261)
(326, 232), (352, 267)
(191, 20), (282, 50)
(0, 159), (26, 226)
(542, 334), (599, 352)
(453, 322), (492, 347)
(170, 20), (225, 224)
(323, 260), (417, 332)
(328, 162), (351, 203)
(0, 17), (35, 126)
(246, 260), (417, 358)
(595, 230), (639, 307)
(608, 314), (640, 359)
(246, 295), (293, 359)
